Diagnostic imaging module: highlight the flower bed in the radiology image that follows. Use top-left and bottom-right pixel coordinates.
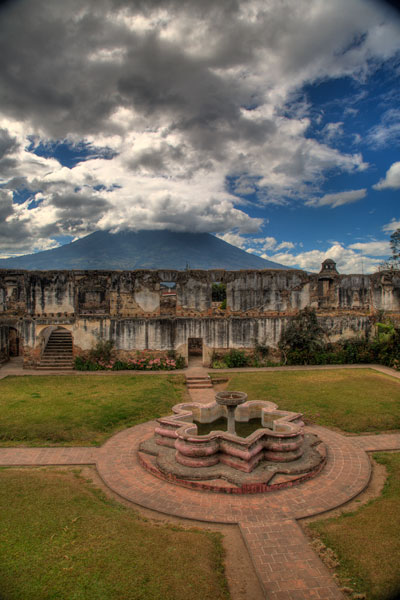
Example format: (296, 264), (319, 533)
(75, 352), (185, 371)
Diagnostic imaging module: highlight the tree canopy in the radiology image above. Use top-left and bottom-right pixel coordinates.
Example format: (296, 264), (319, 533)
(380, 228), (400, 271)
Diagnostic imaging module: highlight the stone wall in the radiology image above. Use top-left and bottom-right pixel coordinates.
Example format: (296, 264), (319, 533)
(0, 267), (399, 366)
(0, 325), (9, 361)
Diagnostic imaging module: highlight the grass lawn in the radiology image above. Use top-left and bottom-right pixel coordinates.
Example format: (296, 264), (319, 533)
(0, 374), (186, 446)
(307, 452), (400, 600)
(0, 468), (229, 600)
(220, 369), (400, 433)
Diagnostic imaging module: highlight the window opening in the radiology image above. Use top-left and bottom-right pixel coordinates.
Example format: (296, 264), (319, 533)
(160, 281), (177, 314)
(212, 282), (226, 310)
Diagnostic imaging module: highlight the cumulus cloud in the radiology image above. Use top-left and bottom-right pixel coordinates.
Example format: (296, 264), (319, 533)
(0, 0), (399, 255)
(218, 231), (295, 255)
(322, 121), (344, 142)
(262, 243), (385, 274)
(216, 232), (247, 248)
(373, 161), (400, 190)
(0, 188), (60, 254)
(306, 188), (367, 208)
(383, 219), (400, 233)
(348, 240), (390, 256)
(367, 108), (400, 148)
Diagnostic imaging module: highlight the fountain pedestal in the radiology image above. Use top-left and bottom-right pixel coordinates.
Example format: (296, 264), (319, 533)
(215, 391), (247, 435)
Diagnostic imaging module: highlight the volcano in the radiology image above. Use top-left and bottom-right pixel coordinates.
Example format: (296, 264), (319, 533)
(0, 230), (293, 270)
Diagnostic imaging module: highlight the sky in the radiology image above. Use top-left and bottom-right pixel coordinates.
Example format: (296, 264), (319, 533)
(0, 0), (399, 274)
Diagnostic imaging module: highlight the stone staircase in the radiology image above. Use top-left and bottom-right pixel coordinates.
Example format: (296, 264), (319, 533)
(186, 375), (213, 390)
(37, 329), (74, 370)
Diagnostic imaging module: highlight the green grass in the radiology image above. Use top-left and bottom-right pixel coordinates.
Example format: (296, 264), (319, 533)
(221, 369), (400, 433)
(0, 468), (229, 600)
(0, 374), (186, 446)
(307, 452), (400, 600)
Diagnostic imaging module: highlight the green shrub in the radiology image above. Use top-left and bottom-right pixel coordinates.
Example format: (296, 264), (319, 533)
(373, 324), (400, 369)
(74, 356), (100, 371)
(88, 339), (115, 363)
(223, 349), (249, 368)
(111, 360), (129, 370)
(255, 343), (269, 358)
(282, 340), (377, 367)
(279, 308), (326, 364)
(175, 355), (186, 369)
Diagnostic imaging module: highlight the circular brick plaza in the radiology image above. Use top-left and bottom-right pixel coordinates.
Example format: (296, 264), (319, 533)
(96, 422), (371, 523)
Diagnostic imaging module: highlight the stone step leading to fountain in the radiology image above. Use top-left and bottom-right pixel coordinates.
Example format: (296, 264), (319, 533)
(185, 376), (213, 389)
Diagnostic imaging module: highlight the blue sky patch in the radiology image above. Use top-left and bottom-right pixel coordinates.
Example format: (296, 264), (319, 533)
(26, 138), (117, 168)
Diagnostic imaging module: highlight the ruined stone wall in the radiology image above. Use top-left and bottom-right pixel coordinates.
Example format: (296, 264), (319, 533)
(0, 326), (9, 361)
(228, 270), (312, 313)
(0, 268), (399, 366)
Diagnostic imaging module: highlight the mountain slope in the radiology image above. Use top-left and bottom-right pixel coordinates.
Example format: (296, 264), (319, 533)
(0, 230), (292, 270)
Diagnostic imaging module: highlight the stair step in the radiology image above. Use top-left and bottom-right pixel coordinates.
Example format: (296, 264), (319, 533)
(44, 351), (72, 354)
(43, 348), (73, 351)
(39, 364), (74, 368)
(37, 366), (74, 370)
(40, 356), (74, 362)
(39, 358), (74, 362)
(42, 352), (73, 356)
(187, 384), (213, 389)
(39, 330), (74, 370)
(48, 335), (71, 338)
(45, 347), (73, 350)
(43, 356), (73, 359)
(50, 332), (71, 339)
(40, 356), (73, 360)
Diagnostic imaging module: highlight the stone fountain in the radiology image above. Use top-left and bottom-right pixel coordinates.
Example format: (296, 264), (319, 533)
(215, 391), (247, 434)
(139, 391), (326, 494)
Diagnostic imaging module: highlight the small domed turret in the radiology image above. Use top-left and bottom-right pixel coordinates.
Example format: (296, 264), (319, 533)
(319, 259), (339, 276)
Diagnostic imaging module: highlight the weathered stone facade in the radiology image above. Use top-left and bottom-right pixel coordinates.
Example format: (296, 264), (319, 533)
(0, 264), (399, 367)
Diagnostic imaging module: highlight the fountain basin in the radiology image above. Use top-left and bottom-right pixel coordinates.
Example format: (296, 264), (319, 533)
(171, 419), (304, 471)
(146, 394), (318, 471)
(139, 392), (326, 493)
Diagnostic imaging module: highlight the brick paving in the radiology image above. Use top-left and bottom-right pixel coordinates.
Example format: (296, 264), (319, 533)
(0, 361), (399, 598)
(348, 432), (400, 452)
(240, 520), (344, 599)
(0, 447), (98, 465)
(95, 423), (371, 523)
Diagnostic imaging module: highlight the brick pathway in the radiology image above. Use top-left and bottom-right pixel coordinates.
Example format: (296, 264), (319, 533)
(0, 447), (98, 465)
(240, 520), (344, 599)
(348, 432), (400, 452)
(0, 362), (399, 598)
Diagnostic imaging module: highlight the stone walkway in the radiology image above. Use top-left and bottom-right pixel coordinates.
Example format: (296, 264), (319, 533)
(0, 360), (400, 598)
(0, 447), (98, 466)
